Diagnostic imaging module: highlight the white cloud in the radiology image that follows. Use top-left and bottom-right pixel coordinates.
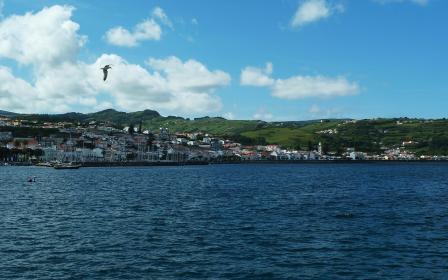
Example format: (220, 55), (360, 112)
(272, 76), (359, 99)
(0, 5), (86, 67)
(241, 63), (359, 100)
(94, 55), (229, 113)
(240, 62), (274, 87)
(291, 0), (344, 28)
(0, 5), (230, 115)
(0, 5), (91, 113)
(152, 6), (173, 29)
(0, 54), (230, 114)
(0, 66), (38, 112)
(105, 6), (173, 47)
(147, 56), (231, 94)
(105, 19), (161, 47)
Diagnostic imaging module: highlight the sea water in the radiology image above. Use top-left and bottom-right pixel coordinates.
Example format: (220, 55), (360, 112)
(0, 163), (447, 279)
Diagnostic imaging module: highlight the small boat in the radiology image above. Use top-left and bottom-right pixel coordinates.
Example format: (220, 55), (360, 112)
(53, 163), (82, 169)
(27, 176), (37, 182)
(36, 162), (54, 167)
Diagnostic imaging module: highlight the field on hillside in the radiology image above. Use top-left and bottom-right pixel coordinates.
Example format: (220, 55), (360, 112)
(243, 119), (448, 155)
(3, 108), (448, 155)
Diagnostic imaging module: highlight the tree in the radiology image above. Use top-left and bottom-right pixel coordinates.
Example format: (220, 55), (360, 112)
(254, 137), (267, 145)
(322, 142), (329, 155)
(126, 152), (137, 161)
(138, 121), (143, 134)
(147, 132), (155, 147)
(128, 124), (135, 135)
(307, 141), (314, 151)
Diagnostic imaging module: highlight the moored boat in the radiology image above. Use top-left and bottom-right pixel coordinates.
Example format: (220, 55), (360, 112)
(53, 163), (82, 169)
(36, 162), (54, 167)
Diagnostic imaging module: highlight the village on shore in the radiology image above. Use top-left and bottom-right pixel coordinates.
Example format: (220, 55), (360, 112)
(1, 116), (447, 166)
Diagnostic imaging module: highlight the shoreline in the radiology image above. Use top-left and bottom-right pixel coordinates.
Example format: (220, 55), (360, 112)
(2, 159), (448, 168)
(233, 159), (448, 164)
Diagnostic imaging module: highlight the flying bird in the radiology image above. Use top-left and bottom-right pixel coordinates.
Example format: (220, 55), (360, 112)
(101, 65), (112, 81)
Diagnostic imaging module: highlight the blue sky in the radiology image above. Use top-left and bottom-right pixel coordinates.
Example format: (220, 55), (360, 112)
(0, 0), (446, 120)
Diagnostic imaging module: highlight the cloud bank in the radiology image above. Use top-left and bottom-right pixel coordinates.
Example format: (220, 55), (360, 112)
(241, 62), (359, 99)
(0, 5), (230, 114)
(105, 6), (171, 47)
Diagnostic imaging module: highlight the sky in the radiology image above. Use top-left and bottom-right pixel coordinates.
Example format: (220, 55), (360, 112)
(0, 0), (446, 120)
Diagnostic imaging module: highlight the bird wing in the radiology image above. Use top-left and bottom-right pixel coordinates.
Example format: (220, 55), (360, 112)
(103, 68), (108, 81)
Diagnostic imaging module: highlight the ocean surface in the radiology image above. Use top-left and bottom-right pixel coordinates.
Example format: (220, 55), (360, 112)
(0, 163), (447, 279)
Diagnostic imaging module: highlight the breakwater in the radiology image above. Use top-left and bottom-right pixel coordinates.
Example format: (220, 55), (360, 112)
(79, 160), (209, 167)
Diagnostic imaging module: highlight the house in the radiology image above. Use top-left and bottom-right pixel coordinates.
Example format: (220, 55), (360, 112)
(0, 132), (12, 142)
(265, 145), (280, 152)
(7, 138), (39, 149)
(41, 147), (58, 162)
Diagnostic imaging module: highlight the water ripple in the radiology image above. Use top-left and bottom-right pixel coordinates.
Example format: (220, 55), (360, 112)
(0, 163), (448, 279)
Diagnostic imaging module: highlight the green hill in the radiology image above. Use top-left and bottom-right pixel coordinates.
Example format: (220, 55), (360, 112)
(2, 108), (448, 155)
(15, 109), (160, 125)
(0, 110), (19, 117)
(241, 118), (448, 155)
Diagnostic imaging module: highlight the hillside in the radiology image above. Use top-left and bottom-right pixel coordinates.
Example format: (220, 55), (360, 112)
(16, 109), (160, 126)
(11, 108), (322, 135)
(241, 118), (448, 155)
(2, 108), (448, 155)
(0, 110), (19, 117)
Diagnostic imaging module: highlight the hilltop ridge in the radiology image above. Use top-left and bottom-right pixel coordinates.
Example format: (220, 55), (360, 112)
(1, 108), (447, 155)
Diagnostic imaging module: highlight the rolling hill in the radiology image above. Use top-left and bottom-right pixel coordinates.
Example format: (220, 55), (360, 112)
(2, 108), (448, 155)
(0, 110), (19, 117)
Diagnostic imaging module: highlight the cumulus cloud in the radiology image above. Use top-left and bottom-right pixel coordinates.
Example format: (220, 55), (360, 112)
(0, 66), (37, 112)
(105, 19), (161, 47)
(0, 54), (230, 114)
(240, 63), (359, 100)
(147, 56), (230, 93)
(240, 62), (274, 87)
(0, 5), (91, 113)
(272, 76), (358, 99)
(95, 55), (229, 113)
(152, 6), (173, 29)
(105, 6), (172, 47)
(0, 5), (86, 67)
(0, 5), (230, 114)
(291, 0), (344, 28)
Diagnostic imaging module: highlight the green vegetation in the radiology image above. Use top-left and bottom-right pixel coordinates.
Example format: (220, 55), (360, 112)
(0, 110), (18, 117)
(0, 127), (59, 138)
(242, 121), (342, 150)
(3, 108), (448, 155)
(142, 117), (265, 135)
(15, 109), (160, 127)
(242, 118), (448, 155)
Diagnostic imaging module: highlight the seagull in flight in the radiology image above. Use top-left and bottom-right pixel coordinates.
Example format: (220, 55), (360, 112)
(101, 65), (112, 81)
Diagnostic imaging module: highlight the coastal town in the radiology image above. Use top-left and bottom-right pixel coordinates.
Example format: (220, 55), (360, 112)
(1, 114), (447, 167)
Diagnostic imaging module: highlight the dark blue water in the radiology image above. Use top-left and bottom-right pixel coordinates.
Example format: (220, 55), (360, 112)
(1, 164), (447, 279)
